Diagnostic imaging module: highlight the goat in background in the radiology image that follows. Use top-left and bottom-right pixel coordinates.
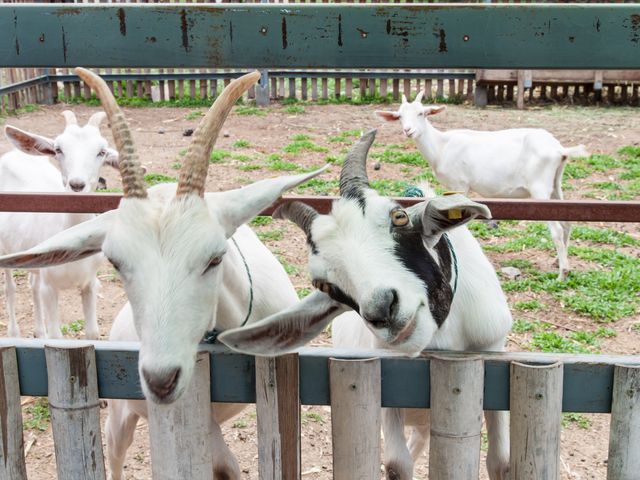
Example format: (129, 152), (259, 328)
(0, 111), (119, 338)
(376, 92), (589, 280)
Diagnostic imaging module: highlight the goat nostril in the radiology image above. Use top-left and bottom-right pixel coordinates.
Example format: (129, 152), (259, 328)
(388, 289), (399, 317)
(142, 367), (181, 399)
(69, 181), (86, 192)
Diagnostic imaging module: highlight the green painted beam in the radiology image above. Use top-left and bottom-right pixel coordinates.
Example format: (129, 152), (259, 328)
(0, 4), (639, 69)
(3, 339), (640, 413)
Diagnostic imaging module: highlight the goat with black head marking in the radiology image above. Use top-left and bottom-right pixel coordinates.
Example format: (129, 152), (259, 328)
(219, 130), (512, 480)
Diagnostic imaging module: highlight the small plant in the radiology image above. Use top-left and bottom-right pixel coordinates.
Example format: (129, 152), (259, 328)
(301, 411), (325, 425)
(233, 139), (250, 148)
(513, 300), (545, 312)
(296, 287), (311, 299)
(562, 413), (592, 429)
(328, 129), (362, 143)
(12, 269), (27, 278)
(283, 135), (328, 154)
(284, 105), (306, 114)
(23, 398), (51, 432)
(210, 149), (232, 164)
(235, 105), (266, 116)
(171, 162), (182, 170)
(144, 173), (176, 186)
(236, 164), (262, 172)
(232, 419), (248, 429)
(257, 229), (285, 242)
(276, 255), (299, 275)
(184, 110), (204, 120)
(250, 216), (273, 227)
(61, 319), (85, 335)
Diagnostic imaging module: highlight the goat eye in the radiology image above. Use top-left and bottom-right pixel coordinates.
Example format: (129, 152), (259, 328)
(390, 208), (409, 227)
(203, 256), (223, 274)
(54, 147), (63, 155)
(312, 279), (332, 294)
(97, 149), (107, 157)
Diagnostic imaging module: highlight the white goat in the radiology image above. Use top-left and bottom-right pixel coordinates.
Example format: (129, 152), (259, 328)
(376, 92), (589, 280)
(0, 68), (328, 480)
(0, 111), (119, 339)
(220, 130), (514, 480)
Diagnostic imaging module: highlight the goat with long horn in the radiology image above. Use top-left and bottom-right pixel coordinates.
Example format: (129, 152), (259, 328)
(0, 68), (330, 479)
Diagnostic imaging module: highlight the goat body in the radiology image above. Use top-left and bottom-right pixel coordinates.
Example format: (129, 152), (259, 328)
(0, 110), (118, 339)
(377, 97), (589, 279)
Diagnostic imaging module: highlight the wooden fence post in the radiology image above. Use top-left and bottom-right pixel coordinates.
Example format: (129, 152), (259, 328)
(147, 351), (214, 480)
(256, 354), (301, 480)
(45, 344), (106, 480)
(607, 364), (640, 480)
(429, 356), (484, 480)
(0, 347), (27, 480)
(510, 361), (563, 480)
(329, 357), (381, 480)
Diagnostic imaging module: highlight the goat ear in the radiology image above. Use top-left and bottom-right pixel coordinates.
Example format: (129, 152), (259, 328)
(0, 211), (114, 269)
(421, 105), (446, 116)
(375, 110), (400, 122)
(103, 147), (120, 169)
(207, 166), (329, 237)
(4, 126), (56, 157)
(218, 291), (348, 356)
(413, 194), (491, 247)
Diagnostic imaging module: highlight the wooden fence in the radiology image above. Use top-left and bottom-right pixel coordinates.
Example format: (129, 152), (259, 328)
(1, 339), (639, 479)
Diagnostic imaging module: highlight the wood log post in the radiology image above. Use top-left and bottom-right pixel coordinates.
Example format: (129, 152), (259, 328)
(607, 364), (640, 479)
(329, 357), (381, 480)
(45, 344), (106, 480)
(0, 347), (27, 480)
(147, 351), (214, 480)
(429, 356), (484, 480)
(256, 354), (301, 480)
(256, 70), (270, 106)
(516, 70), (525, 109)
(510, 361), (563, 480)
(474, 83), (488, 107)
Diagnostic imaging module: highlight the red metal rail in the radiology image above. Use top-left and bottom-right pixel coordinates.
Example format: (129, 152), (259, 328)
(0, 193), (638, 223)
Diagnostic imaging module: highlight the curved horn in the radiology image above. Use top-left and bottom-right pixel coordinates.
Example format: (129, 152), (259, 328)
(414, 90), (425, 104)
(177, 71), (261, 198)
(339, 129), (376, 198)
(75, 67), (147, 199)
(274, 201), (318, 239)
(87, 111), (107, 128)
(61, 110), (77, 126)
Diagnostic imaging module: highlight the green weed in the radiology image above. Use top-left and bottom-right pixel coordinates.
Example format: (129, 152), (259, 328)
(257, 229), (285, 242)
(562, 413), (592, 429)
(144, 173), (176, 186)
(23, 398), (51, 432)
(296, 287), (311, 299)
(61, 319), (85, 335)
(250, 216), (273, 227)
(210, 149), (232, 164)
(235, 105), (266, 116)
(301, 411), (325, 425)
(233, 139), (250, 148)
(184, 110), (204, 120)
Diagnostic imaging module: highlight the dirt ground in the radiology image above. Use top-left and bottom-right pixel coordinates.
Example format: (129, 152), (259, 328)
(0, 100), (638, 480)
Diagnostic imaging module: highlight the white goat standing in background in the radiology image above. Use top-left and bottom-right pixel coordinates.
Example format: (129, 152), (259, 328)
(0, 68), (330, 480)
(0, 111), (119, 338)
(376, 92), (589, 280)
(220, 130), (513, 480)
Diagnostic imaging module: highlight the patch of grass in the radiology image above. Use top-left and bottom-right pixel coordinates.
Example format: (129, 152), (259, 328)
(171, 162), (182, 170)
(528, 332), (593, 354)
(250, 216), (273, 227)
(277, 255), (299, 275)
(485, 222), (554, 253)
(296, 287), (311, 299)
(513, 300), (545, 312)
(236, 164), (262, 171)
(590, 181), (623, 191)
(16, 104), (39, 114)
(324, 155), (341, 164)
(296, 178), (340, 195)
(233, 139), (250, 148)
(184, 110), (204, 120)
(235, 105), (266, 116)
(370, 179), (409, 196)
(571, 226), (640, 247)
(562, 413), (592, 429)
(632, 323), (640, 333)
(284, 105), (306, 114)
(283, 135), (328, 155)
(563, 162), (591, 180)
(24, 398), (51, 432)
(511, 319), (550, 334)
(266, 154), (302, 172)
(61, 319), (85, 335)
(618, 145), (640, 159)
(12, 269), (27, 278)
(301, 411), (325, 425)
(144, 173), (176, 186)
(257, 229), (285, 242)
(370, 146), (428, 168)
(232, 420), (248, 429)
(210, 149), (232, 164)
(328, 129), (362, 144)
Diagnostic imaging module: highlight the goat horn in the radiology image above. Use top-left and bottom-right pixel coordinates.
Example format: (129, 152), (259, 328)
(87, 111), (107, 128)
(61, 110), (78, 126)
(274, 201), (318, 239)
(75, 67), (147, 199)
(339, 129), (376, 198)
(177, 71), (261, 198)
(414, 90), (425, 104)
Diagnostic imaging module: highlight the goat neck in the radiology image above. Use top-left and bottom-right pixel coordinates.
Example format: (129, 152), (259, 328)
(414, 116), (447, 171)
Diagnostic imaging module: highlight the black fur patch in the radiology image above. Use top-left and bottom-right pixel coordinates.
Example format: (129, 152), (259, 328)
(326, 284), (360, 313)
(341, 184), (367, 214)
(392, 229), (453, 327)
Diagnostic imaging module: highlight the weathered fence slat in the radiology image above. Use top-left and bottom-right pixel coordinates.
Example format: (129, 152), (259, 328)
(256, 354), (301, 480)
(510, 361), (563, 480)
(45, 344), (106, 480)
(607, 364), (640, 480)
(429, 356), (484, 480)
(147, 351), (214, 480)
(0, 347), (27, 480)
(329, 357), (381, 480)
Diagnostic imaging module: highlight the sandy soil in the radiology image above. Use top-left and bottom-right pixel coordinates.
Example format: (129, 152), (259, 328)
(0, 101), (638, 480)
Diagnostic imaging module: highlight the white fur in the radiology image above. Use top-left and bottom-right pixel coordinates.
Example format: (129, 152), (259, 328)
(0, 112), (118, 339)
(377, 96), (589, 280)
(321, 191), (512, 480)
